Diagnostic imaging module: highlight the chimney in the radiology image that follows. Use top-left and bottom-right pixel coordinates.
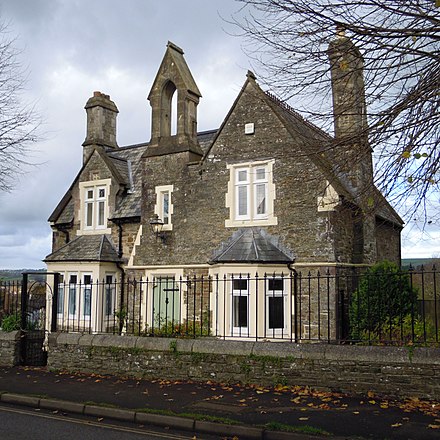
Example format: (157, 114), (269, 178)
(327, 31), (372, 192)
(328, 31), (377, 265)
(82, 91), (119, 163)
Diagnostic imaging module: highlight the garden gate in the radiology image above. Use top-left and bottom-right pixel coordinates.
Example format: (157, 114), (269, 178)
(20, 272), (59, 366)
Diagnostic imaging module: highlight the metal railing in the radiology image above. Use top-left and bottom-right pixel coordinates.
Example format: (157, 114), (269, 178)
(1, 265), (438, 345)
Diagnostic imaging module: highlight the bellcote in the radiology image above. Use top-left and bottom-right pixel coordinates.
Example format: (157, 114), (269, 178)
(146, 42), (203, 158)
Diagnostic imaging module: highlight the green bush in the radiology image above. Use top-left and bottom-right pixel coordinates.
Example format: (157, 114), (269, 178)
(0, 313), (20, 332)
(356, 314), (437, 345)
(349, 261), (418, 341)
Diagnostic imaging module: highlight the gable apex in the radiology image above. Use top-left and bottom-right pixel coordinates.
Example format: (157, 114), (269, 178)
(147, 41), (201, 101)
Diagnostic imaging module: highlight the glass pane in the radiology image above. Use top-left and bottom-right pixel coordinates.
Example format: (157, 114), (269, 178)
(105, 275), (114, 316)
(255, 183), (266, 215)
(83, 287), (91, 316)
(57, 286), (64, 314)
(233, 279), (248, 291)
(105, 286), (113, 316)
(163, 192), (169, 224)
(69, 286), (76, 315)
(268, 278), (283, 291)
(86, 202), (93, 227)
(238, 186), (248, 216)
(98, 201), (105, 226)
(98, 188), (105, 198)
(233, 295), (248, 328)
(255, 168), (266, 180)
(268, 296), (283, 329)
(87, 189), (93, 199)
(237, 170), (247, 182)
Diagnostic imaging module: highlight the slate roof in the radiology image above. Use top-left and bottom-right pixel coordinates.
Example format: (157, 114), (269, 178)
(44, 234), (121, 263)
(263, 89), (403, 226)
(49, 127), (218, 225)
(55, 198), (74, 225)
(210, 228), (295, 264)
(108, 144), (148, 219)
(197, 129), (217, 155)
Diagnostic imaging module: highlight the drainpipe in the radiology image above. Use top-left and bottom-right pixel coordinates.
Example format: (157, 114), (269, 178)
(114, 220), (125, 334)
(287, 263), (299, 343)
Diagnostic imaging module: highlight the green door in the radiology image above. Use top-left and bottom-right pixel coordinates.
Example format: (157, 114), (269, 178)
(152, 277), (180, 330)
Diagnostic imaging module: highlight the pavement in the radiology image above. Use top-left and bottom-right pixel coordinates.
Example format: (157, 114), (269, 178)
(0, 366), (439, 440)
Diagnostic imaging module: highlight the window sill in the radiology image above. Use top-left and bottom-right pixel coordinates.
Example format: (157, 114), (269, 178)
(225, 217), (278, 228)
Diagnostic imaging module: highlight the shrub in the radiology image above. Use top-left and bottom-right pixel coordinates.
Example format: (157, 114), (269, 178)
(349, 261), (418, 341)
(0, 313), (20, 332)
(356, 314), (437, 345)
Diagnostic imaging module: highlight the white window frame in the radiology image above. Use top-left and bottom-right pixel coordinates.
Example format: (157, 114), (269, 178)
(68, 273), (78, 318)
(226, 160), (277, 227)
(231, 276), (250, 336)
(154, 185), (174, 231)
(79, 179), (111, 234)
(265, 276), (288, 336)
(81, 273), (93, 320)
(104, 273), (116, 317)
(57, 274), (65, 318)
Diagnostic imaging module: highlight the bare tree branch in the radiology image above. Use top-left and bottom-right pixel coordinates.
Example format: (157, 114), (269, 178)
(229, 0), (440, 224)
(0, 20), (40, 192)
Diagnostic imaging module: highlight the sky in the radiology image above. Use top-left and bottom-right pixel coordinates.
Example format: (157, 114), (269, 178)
(0, 0), (438, 269)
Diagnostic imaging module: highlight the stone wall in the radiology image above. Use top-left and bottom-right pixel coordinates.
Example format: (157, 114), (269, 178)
(0, 331), (20, 367)
(48, 333), (440, 400)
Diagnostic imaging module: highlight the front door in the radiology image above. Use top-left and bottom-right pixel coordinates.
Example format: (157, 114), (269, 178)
(152, 277), (180, 331)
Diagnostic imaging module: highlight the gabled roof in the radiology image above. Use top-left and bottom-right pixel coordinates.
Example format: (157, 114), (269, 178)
(203, 72), (402, 227)
(210, 228), (295, 264)
(49, 146), (137, 224)
(44, 234), (121, 263)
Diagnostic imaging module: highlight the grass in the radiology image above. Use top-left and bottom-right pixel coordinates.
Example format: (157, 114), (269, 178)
(265, 421), (332, 436)
(83, 401), (119, 408)
(135, 407), (240, 425)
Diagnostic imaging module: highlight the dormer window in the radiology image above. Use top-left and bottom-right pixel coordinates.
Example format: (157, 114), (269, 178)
(79, 179), (111, 234)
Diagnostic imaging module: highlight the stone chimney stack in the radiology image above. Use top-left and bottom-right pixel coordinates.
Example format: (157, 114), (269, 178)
(328, 29), (377, 265)
(328, 28), (367, 141)
(82, 91), (119, 163)
(327, 29), (372, 193)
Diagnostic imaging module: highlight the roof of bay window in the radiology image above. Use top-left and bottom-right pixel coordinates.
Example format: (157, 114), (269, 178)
(210, 228), (295, 264)
(44, 234), (121, 263)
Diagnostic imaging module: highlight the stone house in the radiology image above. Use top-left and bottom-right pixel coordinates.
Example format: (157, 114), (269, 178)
(45, 38), (402, 340)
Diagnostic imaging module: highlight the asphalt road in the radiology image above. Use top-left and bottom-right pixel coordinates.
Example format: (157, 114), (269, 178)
(0, 404), (208, 440)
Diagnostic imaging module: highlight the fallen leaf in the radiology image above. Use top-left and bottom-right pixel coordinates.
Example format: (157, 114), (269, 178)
(353, 411), (360, 415)
(428, 424), (440, 429)
(391, 423), (402, 428)
(299, 417), (309, 421)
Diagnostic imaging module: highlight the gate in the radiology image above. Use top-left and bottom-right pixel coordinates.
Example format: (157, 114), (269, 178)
(20, 272), (59, 366)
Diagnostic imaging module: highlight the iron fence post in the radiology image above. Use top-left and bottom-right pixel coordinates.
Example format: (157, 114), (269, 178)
(20, 273), (28, 365)
(293, 269), (298, 343)
(51, 272), (59, 332)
